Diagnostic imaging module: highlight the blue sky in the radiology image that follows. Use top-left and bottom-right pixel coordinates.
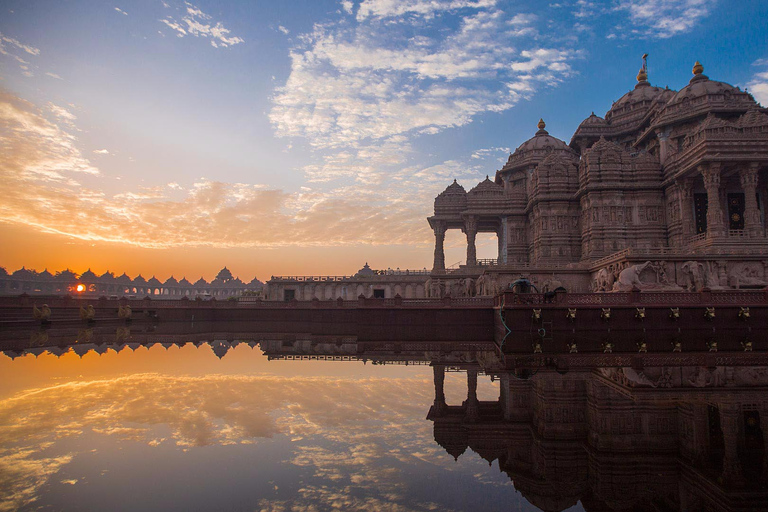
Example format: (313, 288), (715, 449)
(1, 0), (767, 278)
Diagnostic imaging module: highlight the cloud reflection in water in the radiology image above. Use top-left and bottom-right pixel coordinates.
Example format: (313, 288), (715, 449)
(0, 368), (514, 511)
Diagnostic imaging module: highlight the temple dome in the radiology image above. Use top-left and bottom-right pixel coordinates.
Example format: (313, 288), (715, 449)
(501, 119), (575, 176)
(578, 112), (607, 127)
(513, 119), (570, 153)
(604, 82), (675, 126)
(438, 179), (466, 197)
(651, 62), (757, 127)
(468, 176), (505, 196)
(355, 262), (375, 277)
(434, 179), (467, 216)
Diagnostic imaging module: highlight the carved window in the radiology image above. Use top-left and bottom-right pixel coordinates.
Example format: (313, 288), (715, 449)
(728, 193), (745, 230)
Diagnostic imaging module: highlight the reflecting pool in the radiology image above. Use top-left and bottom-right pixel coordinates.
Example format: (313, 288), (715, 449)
(1, 323), (766, 511)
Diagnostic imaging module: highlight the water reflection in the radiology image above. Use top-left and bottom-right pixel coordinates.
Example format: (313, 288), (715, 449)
(0, 323), (767, 511)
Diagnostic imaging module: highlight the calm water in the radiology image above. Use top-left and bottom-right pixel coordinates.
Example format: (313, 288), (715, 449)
(1, 324), (766, 511)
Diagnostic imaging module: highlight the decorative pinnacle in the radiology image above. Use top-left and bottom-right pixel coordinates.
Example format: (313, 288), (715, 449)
(537, 118), (546, 130)
(692, 61), (703, 76)
(637, 68), (647, 82)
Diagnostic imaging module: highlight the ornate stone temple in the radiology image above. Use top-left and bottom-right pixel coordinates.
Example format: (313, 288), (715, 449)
(428, 59), (768, 294)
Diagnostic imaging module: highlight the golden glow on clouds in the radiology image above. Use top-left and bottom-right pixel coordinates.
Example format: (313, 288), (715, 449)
(0, 89), (501, 277)
(0, 349), (503, 511)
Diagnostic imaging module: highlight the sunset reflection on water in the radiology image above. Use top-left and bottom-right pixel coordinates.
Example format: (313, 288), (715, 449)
(0, 344), (527, 512)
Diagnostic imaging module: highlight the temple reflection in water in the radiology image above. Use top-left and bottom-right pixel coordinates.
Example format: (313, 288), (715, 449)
(1, 318), (766, 512)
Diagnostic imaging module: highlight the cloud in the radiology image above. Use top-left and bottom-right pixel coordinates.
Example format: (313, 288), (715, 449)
(278, 25), (290, 35)
(92, 149), (110, 155)
(354, 0), (499, 21)
(747, 69), (768, 106)
(0, 33), (40, 56)
(45, 72), (63, 80)
(0, 365), (503, 511)
(270, 6), (575, 148)
(0, 32), (40, 75)
(159, 2), (244, 48)
(614, 0), (716, 39)
(1, 90), (466, 249)
(114, 7), (128, 16)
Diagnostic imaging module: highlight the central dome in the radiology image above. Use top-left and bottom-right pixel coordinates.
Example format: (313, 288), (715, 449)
(513, 119), (570, 153)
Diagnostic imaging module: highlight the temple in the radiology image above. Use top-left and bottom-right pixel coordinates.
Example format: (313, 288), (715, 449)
(266, 59), (768, 300)
(427, 59), (768, 294)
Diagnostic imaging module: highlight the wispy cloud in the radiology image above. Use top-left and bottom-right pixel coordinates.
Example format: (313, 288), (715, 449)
(355, 0), (499, 21)
(747, 59), (768, 106)
(0, 32), (40, 75)
(159, 2), (244, 48)
(114, 7), (128, 16)
(271, 5), (575, 148)
(0, 91), (496, 249)
(614, 0), (717, 39)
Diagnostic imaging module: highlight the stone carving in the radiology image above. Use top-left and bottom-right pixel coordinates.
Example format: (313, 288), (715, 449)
(728, 262), (767, 289)
(609, 260), (682, 292)
(463, 278), (476, 297)
(611, 261), (652, 291)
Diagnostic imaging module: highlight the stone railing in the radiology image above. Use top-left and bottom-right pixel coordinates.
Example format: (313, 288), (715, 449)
(496, 289), (767, 308)
(270, 275), (352, 282)
(0, 294), (495, 313)
(590, 248), (632, 268)
(270, 269), (430, 282)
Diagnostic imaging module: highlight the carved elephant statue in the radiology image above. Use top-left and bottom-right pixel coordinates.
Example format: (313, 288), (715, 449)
(612, 261), (653, 292)
(681, 261), (706, 291)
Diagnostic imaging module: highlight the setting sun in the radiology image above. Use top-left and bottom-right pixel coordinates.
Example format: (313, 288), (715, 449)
(76, 284), (85, 292)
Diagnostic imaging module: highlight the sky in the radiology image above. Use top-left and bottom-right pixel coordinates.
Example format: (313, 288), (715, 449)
(1, 0), (767, 282)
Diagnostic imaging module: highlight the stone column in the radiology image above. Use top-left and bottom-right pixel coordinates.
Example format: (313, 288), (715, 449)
(740, 164), (761, 237)
(657, 129), (671, 164)
(432, 221), (446, 272)
(719, 404), (743, 486)
(497, 216), (508, 264)
(464, 369), (480, 422)
(464, 216), (478, 267)
(678, 178), (695, 240)
(701, 164), (725, 237)
(432, 364), (446, 415)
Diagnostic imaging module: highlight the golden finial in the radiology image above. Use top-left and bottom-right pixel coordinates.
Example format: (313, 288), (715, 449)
(637, 53), (648, 82)
(693, 61), (703, 76)
(537, 118), (546, 130)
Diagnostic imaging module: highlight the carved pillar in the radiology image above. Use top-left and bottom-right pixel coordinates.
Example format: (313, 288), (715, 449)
(657, 129), (671, 164)
(433, 364), (446, 415)
(678, 178), (695, 240)
(432, 221), (446, 272)
(464, 369), (480, 422)
(464, 216), (478, 267)
(740, 164), (762, 237)
(719, 404), (743, 486)
(701, 164), (725, 237)
(497, 216), (508, 264)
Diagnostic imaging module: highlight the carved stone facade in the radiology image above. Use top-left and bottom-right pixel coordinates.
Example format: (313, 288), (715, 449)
(428, 60), (768, 293)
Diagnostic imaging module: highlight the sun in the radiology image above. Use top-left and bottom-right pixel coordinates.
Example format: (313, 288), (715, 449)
(76, 284), (85, 292)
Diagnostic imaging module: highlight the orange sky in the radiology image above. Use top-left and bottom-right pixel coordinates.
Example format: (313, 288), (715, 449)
(0, 223), (498, 281)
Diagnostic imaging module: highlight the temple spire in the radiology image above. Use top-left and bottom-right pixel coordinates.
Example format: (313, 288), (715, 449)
(637, 53), (648, 83)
